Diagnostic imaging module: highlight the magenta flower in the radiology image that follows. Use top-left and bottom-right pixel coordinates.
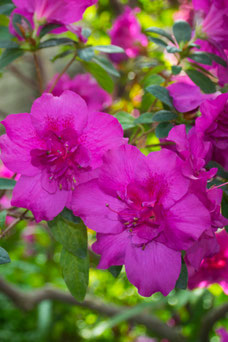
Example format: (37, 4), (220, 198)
(188, 229), (228, 294)
(217, 328), (228, 342)
(195, 93), (228, 171)
(47, 73), (112, 111)
(167, 76), (214, 113)
(72, 145), (211, 296)
(0, 91), (125, 222)
(162, 124), (216, 181)
(10, 0), (97, 38)
(109, 7), (148, 63)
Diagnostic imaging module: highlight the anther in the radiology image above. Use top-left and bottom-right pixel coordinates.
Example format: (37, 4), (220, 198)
(142, 244), (146, 251)
(59, 184), (63, 190)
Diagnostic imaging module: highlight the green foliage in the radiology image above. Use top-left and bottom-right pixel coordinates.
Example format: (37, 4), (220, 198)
(113, 111), (136, 130)
(0, 48), (24, 69)
(0, 178), (16, 190)
(146, 85), (173, 108)
(172, 20), (192, 44)
(185, 69), (216, 94)
(0, 247), (10, 265)
(83, 61), (114, 93)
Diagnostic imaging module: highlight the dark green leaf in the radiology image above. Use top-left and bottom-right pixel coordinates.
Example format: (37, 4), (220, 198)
(134, 112), (153, 124)
(93, 55), (120, 77)
(108, 265), (122, 278)
(0, 40), (19, 48)
(155, 122), (173, 138)
(81, 28), (91, 39)
(173, 20), (192, 43)
(0, 178), (16, 190)
(0, 3), (14, 15)
(222, 194), (228, 231)
(146, 85), (173, 108)
(12, 12), (32, 37)
(39, 38), (74, 49)
(0, 26), (14, 40)
(60, 248), (89, 302)
(84, 61), (114, 93)
(51, 49), (74, 62)
(48, 214), (87, 258)
(113, 111), (135, 130)
(148, 36), (167, 48)
(153, 110), (178, 122)
(166, 45), (181, 53)
(176, 260), (188, 289)
(39, 23), (62, 38)
(0, 48), (24, 69)
(146, 27), (175, 44)
(185, 69), (216, 94)
(0, 247), (10, 265)
(93, 45), (124, 53)
(207, 53), (227, 67)
(189, 52), (212, 65)
(172, 65), (182, 75)
(207, 161), (228, 179)
(60, 208), (81, 224)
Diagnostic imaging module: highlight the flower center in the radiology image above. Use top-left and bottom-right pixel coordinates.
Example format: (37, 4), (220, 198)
(30, 128), (90, 191)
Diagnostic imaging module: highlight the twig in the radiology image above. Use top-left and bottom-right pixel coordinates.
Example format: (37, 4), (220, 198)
(48, 52), (77, 93)
(33, 52), (43, 94)
(0, 209), (29, 239)
(0, 277), (185, 342)
(200, 303), (228, 342)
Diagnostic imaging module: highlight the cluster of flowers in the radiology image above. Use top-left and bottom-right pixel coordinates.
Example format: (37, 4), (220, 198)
(1, 87), (227, 296)
(1, 0), (227, 297)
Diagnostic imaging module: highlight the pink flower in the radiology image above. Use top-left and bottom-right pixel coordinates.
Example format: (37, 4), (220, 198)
(10, 0), (97, 38)
(109, 7), (148, 63)
(188, 229), (228, 294)
(0, 91), (125, 222)
(167, 76), (214, 113)
(135, 337), (157, 342)
(72, 145), (212, 296)
(174, 0), (194, 26)
(195, 93), (228, 171)
(46, 73), (112, 111)
(217, 328), (228, 342)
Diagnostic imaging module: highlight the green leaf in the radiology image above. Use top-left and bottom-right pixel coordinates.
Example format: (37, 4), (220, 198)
(84, 61), (114, 93)
(153, 110), (178, 122)
(146, 27), (175, 44)
(78, 47), (94, 61)
(81, 28), (91, 39)
(108, 265), (122, 278)
(60, 208), (81, 224)
(0, 26), (14, 40)
(134, 112), (153, 124)
(173, 20), (192, 43)
(39, 23), (62, 38)
(172, 65), (182, 75)
(113, 111), (135, 130)
(39, 38), (74, 49)
(93, 45), (124, 53)
(0, 40), (19, 48)
(155, 122), (173, 138)
(0, 3), (14, 15)
(0, 247), (10, 265)
(48, 213), (87, 258)
(207, 53), (227, 67)
(185, 69), (216, 94)
(51, 49), (74, 62)
(0, 48), (24, 69)
(93, 55), (120, 77)
(166, 45), (181, 53)
(0, 178), (16, 190)
(148, 36), (167, 48)
(146, 85), (173, 108)
(12, 12), (32, 37)
(189, 52), (212, 65)
(0, 210), (7, 229)
(60, 248), (89, 302)
(176, 260), (188, 290)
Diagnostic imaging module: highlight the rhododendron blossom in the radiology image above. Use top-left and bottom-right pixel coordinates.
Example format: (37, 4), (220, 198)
(217, 328), (228, 342)
(47, 73), (112, 111)
(188, 230), (228, 294)
(72, 145), (212, 296)
(10, 0), (97, 38)
(0, 91), (125, 222)
(195, 93), (228, 171)
(109, 7), (148, 63)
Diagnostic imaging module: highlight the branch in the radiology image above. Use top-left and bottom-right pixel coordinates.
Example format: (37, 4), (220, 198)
(0, 277), (185, 342)
(200, 303), (228, 342)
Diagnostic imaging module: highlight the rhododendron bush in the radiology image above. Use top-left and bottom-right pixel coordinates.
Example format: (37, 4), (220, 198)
(0, 0), (227, 341)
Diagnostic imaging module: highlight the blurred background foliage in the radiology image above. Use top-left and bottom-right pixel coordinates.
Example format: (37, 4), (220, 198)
(0, 0), (227, 341)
